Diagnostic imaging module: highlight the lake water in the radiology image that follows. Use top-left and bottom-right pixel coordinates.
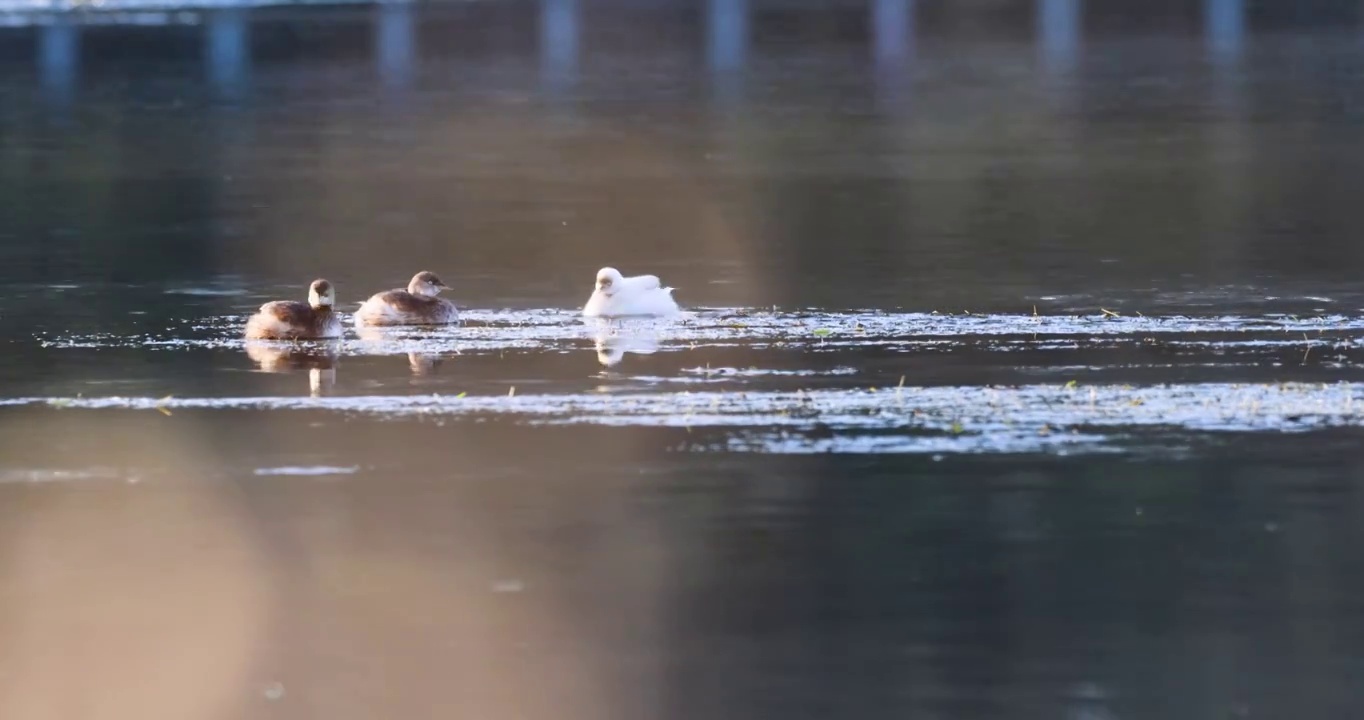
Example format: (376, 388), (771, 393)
(3, 1), (1364, 718)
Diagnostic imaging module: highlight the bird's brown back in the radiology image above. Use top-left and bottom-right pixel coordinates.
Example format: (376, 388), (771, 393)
(377, 290), (443, 314)
(264, 301), (334, 332)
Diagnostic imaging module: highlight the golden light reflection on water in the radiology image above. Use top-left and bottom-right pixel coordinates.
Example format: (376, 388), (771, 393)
(0, 418), (268, 720)
(0, 407), (676, 719)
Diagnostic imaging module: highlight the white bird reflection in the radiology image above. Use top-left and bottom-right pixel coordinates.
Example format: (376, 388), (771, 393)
(244, 341), (340, 396)
(593, 329), (660, 368)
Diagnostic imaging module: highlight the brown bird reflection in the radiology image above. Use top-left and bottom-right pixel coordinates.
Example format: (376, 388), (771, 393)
(355, 324), (449, 379)
(407, 352), (446, 376)
(244, 341), (340, 396)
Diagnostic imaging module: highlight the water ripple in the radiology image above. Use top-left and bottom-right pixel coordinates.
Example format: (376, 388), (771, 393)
(7, 381), (1363, 454)
(31, 308), (1364, 356)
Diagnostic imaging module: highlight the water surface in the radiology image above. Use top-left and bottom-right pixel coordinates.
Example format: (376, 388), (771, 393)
(3, 1), (1364, 718)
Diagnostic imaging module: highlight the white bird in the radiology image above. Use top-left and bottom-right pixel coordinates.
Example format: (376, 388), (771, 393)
(581, 267), (679, 317)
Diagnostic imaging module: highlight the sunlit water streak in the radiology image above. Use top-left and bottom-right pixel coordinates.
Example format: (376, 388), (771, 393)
(252, 465), (360, 476)
(33, 309), (1364, 356)
(5, 381), (1362, 455)
(17, 309), (1364, 454)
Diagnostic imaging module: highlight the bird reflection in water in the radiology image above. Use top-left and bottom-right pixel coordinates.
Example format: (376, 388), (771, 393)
(593, 329), (660, 368)
(407, 352), (445, 376)
(355, 325), (449, 379)
(244, 341), (340, 396)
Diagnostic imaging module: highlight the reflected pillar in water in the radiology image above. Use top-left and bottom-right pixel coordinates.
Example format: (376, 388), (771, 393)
(706, 0), (749, 105)
(1201, 0), (1247, 267)
(1036, 0), (1080, 76)
(38, 20), (79, 108)
(205, 8), (250, 99)
(1203, 0), (1245, 111)
(1030, 0), (1083, 240)
(872, 0), (912, 66)
(707, 0), (748, 71)
(1034, 0), (1081, 126)
(701, 0), (760, 291)
(539, 0), (579, 97)
(376, 1), (416, 91)
(871, 0), (914, 111)
(1204, 0), (1245, 63)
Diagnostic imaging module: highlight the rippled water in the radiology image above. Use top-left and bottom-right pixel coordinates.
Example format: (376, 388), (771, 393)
(12, 303), (1364, 455)
(5, 1), (1364, 718)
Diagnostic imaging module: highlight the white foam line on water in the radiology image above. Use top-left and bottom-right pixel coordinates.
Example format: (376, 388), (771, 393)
(678, 366), (860, 377)
(164, 288), (249, 297)
(717, 431), (1119, 455)
(253, 465), (360, 476)
(0, 467), (127, 483)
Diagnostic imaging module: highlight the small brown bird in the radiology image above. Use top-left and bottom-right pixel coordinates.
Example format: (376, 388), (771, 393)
(353, 271), (459, 326)
(244, 279), (343, 340)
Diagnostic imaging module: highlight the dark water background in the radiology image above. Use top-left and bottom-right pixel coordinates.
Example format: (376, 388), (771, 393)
(4, 0), (1364, 717)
